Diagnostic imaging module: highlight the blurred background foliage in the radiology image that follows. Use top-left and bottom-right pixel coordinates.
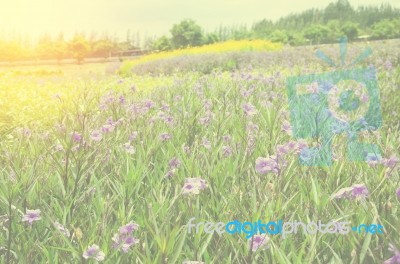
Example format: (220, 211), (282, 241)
(0, 0), (400, 64)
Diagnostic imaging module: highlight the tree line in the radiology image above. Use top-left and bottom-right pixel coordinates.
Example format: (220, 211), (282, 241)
(0, 0), (399, 63)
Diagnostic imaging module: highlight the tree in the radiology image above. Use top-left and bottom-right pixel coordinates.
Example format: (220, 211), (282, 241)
(371, 19), (398, 39)
(303, 24), (330, 44)
(170, 19), (203, 48)
(203, 33), (219, 45)
(93, 39), (115, 60)
(151, 36), (171, 51)
(69, 34), (90, 64)
(52, 34), (68, 64)
(252, 19), (274, 39)
(0, 40), (24, 62)
(324, 0), (355, 22)
(341, 22), (359, 40)
(269, 30), (289, 43)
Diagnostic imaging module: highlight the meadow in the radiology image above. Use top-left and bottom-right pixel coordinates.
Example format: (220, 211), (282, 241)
(0, 39), (399, 263)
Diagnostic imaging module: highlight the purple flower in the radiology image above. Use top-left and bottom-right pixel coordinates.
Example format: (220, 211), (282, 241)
(351, 184), (369, 199)
(331, 183), (369, 200)
(276, 144), (290, 157)
(242, 103), (257, 116)
(112, 222), (139, 253)
(83, 244), (105, 261)
(71, 132), (82, 142)
(202, 137), (211, 150)
(360, 94), (369, 103)
(90, 130), (102, 142)
(163, 115), (174, 126)
(160, 102), (170, 111)
(249, 234), (270, 252)
(22, 209), (41, 225)
(144, 99), (155, 109)
(221, 146), (233, 157)
(384, 244), (400, 264)
(246, 121), (259, 132)
(240, 88), (253, 98)
(119, 95), (126, 104)
(102, 124), (115, 133)
(222, 135), (231, 143)
(168, 158), (181, 169)
(112, 233), (139, 253)
(255, 157), (279, 174)
(382, 155), (399, 169)
(182, 178), (207, 195)
(396, 187), (400, 200)
(119, 222), (139, 234)
(199, 111), (212, 126)
(160, 133), (171, 142)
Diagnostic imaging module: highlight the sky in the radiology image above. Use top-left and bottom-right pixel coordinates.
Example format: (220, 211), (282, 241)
(1, 0), (399, 42)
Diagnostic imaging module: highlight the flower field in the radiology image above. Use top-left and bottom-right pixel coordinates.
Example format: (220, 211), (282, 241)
(0, 39), (400, 263)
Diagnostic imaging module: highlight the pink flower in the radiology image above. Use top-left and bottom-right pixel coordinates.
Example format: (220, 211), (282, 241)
(396, 187), (400, 200)
(22, 209), (41, 225)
